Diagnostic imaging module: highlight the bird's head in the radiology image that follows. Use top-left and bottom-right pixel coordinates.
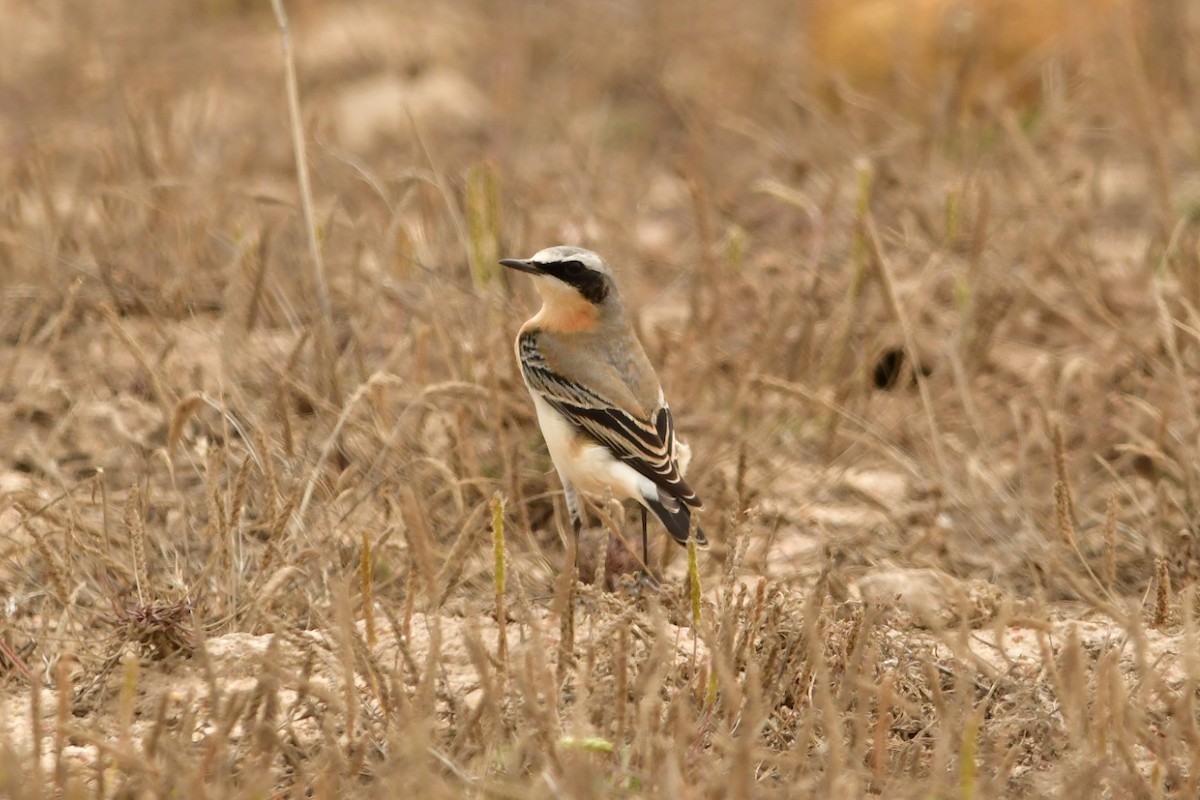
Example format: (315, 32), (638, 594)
(499, 246), (617, 312)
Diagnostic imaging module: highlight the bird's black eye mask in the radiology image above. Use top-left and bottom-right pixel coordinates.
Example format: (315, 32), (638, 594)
(541, 260), (609, 305)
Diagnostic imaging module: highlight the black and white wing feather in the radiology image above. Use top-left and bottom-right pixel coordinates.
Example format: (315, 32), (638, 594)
(518, 331), (701, 508)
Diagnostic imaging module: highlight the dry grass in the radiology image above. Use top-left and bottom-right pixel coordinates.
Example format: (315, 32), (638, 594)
(2, 0), (1200, 796)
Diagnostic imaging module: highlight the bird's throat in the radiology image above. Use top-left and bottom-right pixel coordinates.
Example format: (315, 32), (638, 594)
(531, 297), (599, 333)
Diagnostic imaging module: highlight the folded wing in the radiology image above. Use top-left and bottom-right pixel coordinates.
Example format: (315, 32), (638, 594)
(519, 331), (701, 509)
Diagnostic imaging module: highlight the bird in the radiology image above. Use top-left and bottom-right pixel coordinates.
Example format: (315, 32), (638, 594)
(500, 245), (707, 577)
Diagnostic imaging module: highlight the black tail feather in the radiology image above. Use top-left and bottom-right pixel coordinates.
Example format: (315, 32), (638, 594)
(644, 495), (709, 549)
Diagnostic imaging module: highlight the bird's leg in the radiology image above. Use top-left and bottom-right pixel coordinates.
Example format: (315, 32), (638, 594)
(628, 506), (662, 595)
(571, 514), (582, 569)
(564, 482), (583, 570)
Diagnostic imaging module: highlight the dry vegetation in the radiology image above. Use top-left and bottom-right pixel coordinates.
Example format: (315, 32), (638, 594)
(3, 0), (1200, 797)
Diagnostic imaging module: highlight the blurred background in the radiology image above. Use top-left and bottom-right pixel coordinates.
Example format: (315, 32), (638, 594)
(4, 1), (1200, 795)
(2, 0), (1195, 580)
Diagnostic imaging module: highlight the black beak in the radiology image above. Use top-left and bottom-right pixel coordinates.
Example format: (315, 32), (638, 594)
(499, 258), (542, 275)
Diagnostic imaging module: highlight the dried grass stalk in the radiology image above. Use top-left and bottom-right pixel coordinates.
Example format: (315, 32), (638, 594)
(491, 491), (508, 668)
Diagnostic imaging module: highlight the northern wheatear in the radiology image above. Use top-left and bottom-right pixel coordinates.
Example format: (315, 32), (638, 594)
(500, 246), (707, 572)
